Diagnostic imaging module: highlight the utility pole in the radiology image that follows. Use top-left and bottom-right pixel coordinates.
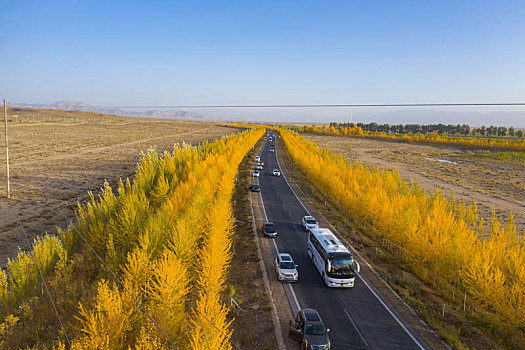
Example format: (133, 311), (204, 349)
(3, 99), (10, 198)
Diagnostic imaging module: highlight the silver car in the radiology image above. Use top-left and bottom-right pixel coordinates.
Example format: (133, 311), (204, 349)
(302, 216), (318, 231)
(275, 253), (298, 282)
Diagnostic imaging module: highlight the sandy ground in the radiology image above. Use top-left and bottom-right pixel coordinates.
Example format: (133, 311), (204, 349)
(302, 133), (525, 235)
(0, 112), (238, 267)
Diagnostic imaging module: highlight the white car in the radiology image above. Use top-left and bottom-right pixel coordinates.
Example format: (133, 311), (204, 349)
(255, 156), (261, 162)
(275, 253), (298, 282)
(301, 216), (318, 231)
(270, 148), (275, 152)
(273, 169), (281, 176)
(252, 170), (260, 177)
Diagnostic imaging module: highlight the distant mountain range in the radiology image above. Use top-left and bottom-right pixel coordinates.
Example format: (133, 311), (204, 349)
(11, 101), (209, 120)
(10, 101), (525, 128)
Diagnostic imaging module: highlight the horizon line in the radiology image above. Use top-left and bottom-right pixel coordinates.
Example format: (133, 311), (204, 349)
(102, 102), (525, 109)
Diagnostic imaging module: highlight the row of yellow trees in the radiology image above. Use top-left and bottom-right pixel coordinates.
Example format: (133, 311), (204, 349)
(280, 129), (524, 338)
(301, 124), (525, 151)
(0, 127), (265, 349)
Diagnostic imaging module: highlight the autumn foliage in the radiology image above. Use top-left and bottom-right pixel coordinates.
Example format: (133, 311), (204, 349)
(281, 128), (525, 341)
(0, 127), (265, 349)
(301, 124), (525, 152)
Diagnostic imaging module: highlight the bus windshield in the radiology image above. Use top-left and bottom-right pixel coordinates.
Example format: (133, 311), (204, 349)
(327, 258), (354, 277)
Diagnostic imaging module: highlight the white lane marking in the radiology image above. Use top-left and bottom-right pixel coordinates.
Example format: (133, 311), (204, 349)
(357, 271), (425, 349)
(288, 284), (301, 314)
(256, 139), (301, 313)
(257, 187), (268, 222)
(274, 137), (310, 214)
(344, 308), (369, 348)
(248, 186), (287, 350)
(274, 131), (427, 350)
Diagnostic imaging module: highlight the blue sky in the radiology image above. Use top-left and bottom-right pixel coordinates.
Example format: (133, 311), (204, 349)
(1, 1), (525, 121)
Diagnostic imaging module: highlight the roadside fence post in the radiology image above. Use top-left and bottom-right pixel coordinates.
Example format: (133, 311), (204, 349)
(3, 99), (10, 198)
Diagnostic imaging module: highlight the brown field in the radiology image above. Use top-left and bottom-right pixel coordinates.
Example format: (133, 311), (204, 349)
(301, 133), (525, 235)
(0, 108), (237, 267)
(0, 108), (278, 348)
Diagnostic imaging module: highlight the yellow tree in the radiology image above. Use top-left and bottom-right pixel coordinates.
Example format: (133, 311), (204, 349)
(190, 191), (234, 350)
(147, 249), (191, 345)
(73, 280), (133, 350)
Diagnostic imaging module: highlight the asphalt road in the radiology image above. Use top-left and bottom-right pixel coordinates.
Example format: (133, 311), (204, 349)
(256, 132), (430, 350)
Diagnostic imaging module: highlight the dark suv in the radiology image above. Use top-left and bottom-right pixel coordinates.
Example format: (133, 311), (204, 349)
(289, 308), (331, 349)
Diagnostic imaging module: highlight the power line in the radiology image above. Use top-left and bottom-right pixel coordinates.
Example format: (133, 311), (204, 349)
(101, 102), (525, 109)
(17, 215), (72, 349)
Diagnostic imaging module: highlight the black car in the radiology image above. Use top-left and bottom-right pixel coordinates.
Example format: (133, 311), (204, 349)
(262, 221), (277, 238)
(289, 308), (331, 349)
(248, 184), (260, 192)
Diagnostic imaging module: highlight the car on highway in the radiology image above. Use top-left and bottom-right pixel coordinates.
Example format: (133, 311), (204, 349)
(252, 170), (260, 177)
(275, 253), (298, 282)
(302, 216), (318, 231)
(288, 308), (331, 349)
(248, 184), (260, 192)
(269, 137), (272, 142)
(270, 148), (275, 152)
(255, 155), (261, 162)
(262, 221), (277, 237)
(256, 164), (263, 170)
(272, 169), (281, 176)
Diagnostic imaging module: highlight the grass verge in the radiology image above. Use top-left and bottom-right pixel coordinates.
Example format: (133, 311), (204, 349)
(227, 139), (277, 349)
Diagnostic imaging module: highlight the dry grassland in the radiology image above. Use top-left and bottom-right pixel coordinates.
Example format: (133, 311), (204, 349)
(0, 108), (237, 267)
(302, 133), (525, 235)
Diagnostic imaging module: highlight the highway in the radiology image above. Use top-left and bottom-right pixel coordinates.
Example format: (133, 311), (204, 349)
(255, 132), (430, 350)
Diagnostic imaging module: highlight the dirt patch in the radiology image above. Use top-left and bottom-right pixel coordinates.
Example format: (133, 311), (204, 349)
(228, 141), (278, 349)
(301, 133), (525, 235)
(0, 108), (237, 267)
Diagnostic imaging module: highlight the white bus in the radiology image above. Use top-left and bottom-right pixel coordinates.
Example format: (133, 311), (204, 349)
(307, 228), (360, 287)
